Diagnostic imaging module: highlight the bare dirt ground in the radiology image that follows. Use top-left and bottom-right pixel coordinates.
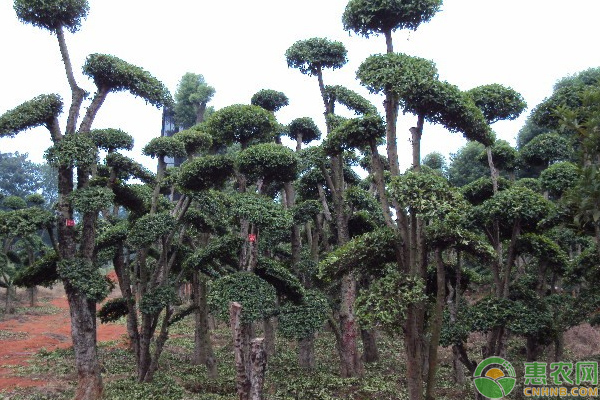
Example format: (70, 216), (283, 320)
(0, 280), (126, 391)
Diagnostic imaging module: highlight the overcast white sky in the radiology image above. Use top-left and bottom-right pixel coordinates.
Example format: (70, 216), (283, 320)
(1, 0), (599, 172)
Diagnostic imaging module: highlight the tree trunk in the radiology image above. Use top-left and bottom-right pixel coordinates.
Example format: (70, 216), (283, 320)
(65, 283), (103, 400)
(113, 246), (139, 357)
(554, 332), (564, 362)
(339, 274), (362, 377)
(231, 302), (250, 400)
(4, 286), (14, 314)
(526, 336), (539, 362)
(384, 29), (394, 53)
(405, 303), (425, 400)
(360, 329), (379, 363)
(298, 334), (315, 369)
(28, 286), (37, 307)
(425, 249), (446, 400)
(262, 317), (276, 357)
(410, 115), (425, 171)
(452, 346), (466, 384)
(193, 272), (218, 378)
(369, 141), (394, 227)
(249, 338), (267, 400)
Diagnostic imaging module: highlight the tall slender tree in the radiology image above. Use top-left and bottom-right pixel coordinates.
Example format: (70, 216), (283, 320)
(0, 1), (171, 398)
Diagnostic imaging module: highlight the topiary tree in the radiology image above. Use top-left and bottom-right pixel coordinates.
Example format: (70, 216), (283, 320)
(1, 1), (172, 397)
(250, 89), (289, 113)
(287, 117), (321, 151)
(342, 0), (442, 52)
(540, 161), (578, 199)
(205, 104), (278, 149)
(422, 152), (447, 175)
(286, 36), (371, 377)
(173, 72), (215, 128)
(519, 133), (573, 169)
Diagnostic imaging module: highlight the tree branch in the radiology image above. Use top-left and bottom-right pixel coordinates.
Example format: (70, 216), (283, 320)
(55, 26), (87, 135)
(78, 86), (109, 133)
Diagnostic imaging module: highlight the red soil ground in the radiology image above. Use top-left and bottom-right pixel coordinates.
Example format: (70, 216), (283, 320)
(0, 282), (126, 391)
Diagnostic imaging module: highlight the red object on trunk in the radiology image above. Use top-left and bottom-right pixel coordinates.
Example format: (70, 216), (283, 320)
(248, 234), (257, 242)
(65, 219), (75, 227)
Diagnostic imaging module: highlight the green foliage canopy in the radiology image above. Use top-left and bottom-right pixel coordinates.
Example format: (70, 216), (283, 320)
(177, 155), (234, 192)
(90, 128), (134, 152)
(173, 72), (215, 128)
(287, 117), (321, 144)
(467, 84), (527, 124)
(14, 0), (89, 32)
(342, 0), (442, 36)
(205, 104), (278, 147)
(540, 161), (578, 197)
(209, 272), (277, 324)
(237, 143), (298, 183)
(519, 133), (573, 167)
(83, 54), (172, 108)
(0, 94), (63, 138)
(251, 89), (289, 112)
(278, 290), (329, 340)
(285, 38), (347, 76)
(45, 133), (97, 168)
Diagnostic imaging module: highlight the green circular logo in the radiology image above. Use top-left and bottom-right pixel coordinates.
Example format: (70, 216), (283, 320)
(473, 357), (517, 399)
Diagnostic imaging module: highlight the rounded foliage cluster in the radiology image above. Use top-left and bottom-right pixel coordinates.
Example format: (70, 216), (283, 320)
(540, 161), (578, 197)
(173, 127), (212, 156)
(105, 153), (155, 184)
(237, 143), (298, 183)
(391, 170), (461, 218)
(0, 94), (63, 138)
(45, 133), (97, 168)
(251, 89), (289, 112)
(14, 0), (89, 32)
(520, 133), (573, 166)
(355, 268), (427, 334)
(140, 284), (177, 315)
(142, 136), (186, 159)
(467, 84), (527, 124)
(177, 155), (234, 192)
(57, 258), (110, 302)
(128, 212), (176, 248)
(357, 53), (437, 95)
(90, 128), (134, 151)
(323, 114), (385, 156)
(69, 186), (114, 213)
(208, 272), (277, 324)
(292, 200), (321, 224)
(476, 187), (552, 233)
(2, 195), (27, 210)
(477, 140), (518, 171)
(319, 228), (399, 280)
(461, 177), (511, 205)
(278, 290), (329, 340)
(285, 38), (347, 76)
(205, 104), (278, 147)
(13, 251), (59, 288)
(98, 298), (129, 323)
(83, 54), (172, 108)
(287, 117), (321, 144)
(343, 0), (442, 36)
